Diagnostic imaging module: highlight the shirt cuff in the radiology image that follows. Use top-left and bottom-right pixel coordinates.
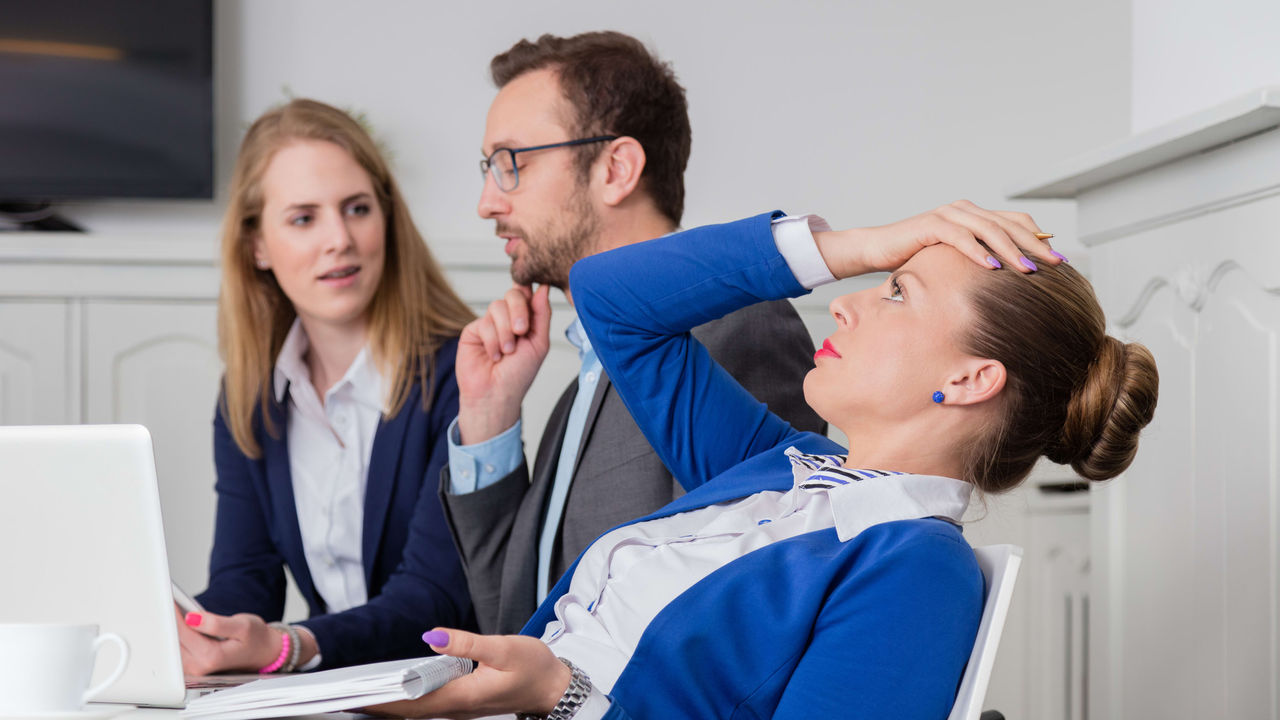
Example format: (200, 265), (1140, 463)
(294, 625), (322, 671)
(446, 417), (523, 494)
(771, 213), (837, 289)
(568, 686), (614, 720)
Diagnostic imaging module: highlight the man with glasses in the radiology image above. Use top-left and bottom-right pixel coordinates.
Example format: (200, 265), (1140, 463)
(441, 30), (824, 635)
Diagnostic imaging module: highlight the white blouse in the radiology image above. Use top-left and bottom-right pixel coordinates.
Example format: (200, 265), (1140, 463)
(272, 320), (386, 615)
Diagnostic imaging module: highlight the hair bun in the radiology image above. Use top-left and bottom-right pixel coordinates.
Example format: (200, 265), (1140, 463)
(1051, 337), (1159, 481)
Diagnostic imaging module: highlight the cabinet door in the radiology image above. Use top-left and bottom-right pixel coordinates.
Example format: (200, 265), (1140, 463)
(0, 301), (71, 425)
(83, 301), (222, 598)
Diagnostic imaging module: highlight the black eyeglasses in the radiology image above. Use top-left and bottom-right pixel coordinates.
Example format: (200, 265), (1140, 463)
(479, 135), (617, 192)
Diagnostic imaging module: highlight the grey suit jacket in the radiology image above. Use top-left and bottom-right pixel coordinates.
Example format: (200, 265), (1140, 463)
(439, 299), (824, 634)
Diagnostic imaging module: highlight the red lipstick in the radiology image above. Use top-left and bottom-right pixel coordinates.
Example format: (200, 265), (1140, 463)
(814, 338), (841, 361)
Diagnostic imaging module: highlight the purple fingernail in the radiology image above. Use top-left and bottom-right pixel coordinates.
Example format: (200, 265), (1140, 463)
(986, 255), (1002, 269)
(422, 630), (450, 647)
(1050, 250), (1069, 263)
(1019, 256), (1038, 271)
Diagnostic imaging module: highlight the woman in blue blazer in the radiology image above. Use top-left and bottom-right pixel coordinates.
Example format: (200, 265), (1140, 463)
(177, 99), (476, 673)
(377, 202), (1158, 720)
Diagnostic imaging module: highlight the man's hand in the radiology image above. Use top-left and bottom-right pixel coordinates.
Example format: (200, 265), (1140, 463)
(456, 284), (553, 444)
(368, 628), (570, 720)
(815, 199), (1061, 278)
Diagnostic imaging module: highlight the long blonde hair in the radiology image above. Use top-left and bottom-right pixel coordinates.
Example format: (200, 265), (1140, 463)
(218, 98), (474, 458)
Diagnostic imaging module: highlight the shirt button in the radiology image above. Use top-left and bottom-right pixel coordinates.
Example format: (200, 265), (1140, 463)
(326, 558), (336, 568)
(460, 469), (472, 479)
(483, 464), (496, 474)
(584, 371), (597, 384)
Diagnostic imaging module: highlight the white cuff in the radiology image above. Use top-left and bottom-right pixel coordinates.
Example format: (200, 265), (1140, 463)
(566, 686), (614, 720)
(771, 214), (837, 289)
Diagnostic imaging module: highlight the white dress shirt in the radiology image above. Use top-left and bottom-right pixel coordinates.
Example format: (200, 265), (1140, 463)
(273, 320), (387, 615)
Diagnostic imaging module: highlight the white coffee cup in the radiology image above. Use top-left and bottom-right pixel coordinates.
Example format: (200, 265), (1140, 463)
(0, 623), (130, 713)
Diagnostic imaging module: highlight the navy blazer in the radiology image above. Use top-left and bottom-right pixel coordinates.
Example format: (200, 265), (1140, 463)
(197, 337), (474, 669)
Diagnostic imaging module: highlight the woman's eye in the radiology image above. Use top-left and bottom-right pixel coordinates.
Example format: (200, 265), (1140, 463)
(346, 202), (371, 217)
(289, 213), (312, 227)
(885, 278), (905, 303)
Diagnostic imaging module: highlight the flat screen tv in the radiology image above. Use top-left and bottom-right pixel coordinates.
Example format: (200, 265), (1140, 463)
(0, 0), (213, 212)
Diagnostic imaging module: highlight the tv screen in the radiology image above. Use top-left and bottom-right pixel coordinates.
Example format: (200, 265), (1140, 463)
(0, 0), (213, 201)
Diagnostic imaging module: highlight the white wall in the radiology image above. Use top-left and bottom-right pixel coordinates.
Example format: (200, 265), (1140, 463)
(63, 0), (1129, 263)
(1132, 0), (1280, 132)
(28, 2), (1133, 711)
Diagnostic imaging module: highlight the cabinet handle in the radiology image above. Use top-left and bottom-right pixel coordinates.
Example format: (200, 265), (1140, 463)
(1065, 594), (1072, 720)
(1082, 594), (1089, 720)
(1039, 481), (1089, 494)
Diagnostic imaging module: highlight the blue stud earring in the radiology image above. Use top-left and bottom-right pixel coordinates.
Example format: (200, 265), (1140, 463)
(932, 391), (945, 404)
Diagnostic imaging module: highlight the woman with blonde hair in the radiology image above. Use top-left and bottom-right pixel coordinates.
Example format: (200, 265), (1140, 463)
(177, 99), (476, 673)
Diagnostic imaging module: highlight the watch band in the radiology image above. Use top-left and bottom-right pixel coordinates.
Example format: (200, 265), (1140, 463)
(518, 657), (592, 720)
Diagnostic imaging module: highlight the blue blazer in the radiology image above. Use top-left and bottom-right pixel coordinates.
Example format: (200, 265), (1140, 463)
(526, 213), (983, 719)
(197, 337), (474, 669)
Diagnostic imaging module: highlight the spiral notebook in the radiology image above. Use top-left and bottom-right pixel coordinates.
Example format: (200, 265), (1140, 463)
(181, 655), (473, 719)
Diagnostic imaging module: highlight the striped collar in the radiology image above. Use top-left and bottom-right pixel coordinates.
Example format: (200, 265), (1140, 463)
(783, 446), (973, 542)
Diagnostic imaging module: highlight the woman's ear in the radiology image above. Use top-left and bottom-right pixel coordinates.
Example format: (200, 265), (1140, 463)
(596, 136), (646, 207)
(252, 234), (270, 270)
(941, 358), (1006, 406)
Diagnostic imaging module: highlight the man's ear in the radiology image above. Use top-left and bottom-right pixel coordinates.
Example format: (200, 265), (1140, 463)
(596, 136), (646, 207)
(941, 358), (1006, 406)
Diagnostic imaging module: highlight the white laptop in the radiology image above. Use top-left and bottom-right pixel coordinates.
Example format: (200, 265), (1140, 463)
(0, 424), (193, 708)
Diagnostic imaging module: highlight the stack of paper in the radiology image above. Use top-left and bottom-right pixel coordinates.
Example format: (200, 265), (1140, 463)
(182, 655), (473, 720)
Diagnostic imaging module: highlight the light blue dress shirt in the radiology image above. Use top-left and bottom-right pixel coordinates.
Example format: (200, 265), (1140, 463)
(445, 216), (831, 607)
(447, 318), (602, 602)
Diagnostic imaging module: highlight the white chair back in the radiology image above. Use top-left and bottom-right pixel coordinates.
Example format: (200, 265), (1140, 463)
(948, 544), (1023, 720)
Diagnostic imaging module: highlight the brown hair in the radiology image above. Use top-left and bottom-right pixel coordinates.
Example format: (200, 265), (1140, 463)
(490, 31), (691, 225)
(218, 98), (474, 458)
(961, 259), (1159, 493)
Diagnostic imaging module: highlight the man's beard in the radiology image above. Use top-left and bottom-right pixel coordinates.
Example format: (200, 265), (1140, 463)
(505, 191), (600, 290)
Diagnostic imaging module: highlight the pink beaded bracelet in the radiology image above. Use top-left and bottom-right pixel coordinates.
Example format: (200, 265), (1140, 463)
(258, 627), (291, 673)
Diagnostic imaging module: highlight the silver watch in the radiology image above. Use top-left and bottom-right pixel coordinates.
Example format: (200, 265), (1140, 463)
(519, 657), (592, 720)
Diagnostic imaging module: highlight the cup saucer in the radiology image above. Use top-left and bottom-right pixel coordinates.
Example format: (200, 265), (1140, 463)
(0, 704), (137, 720)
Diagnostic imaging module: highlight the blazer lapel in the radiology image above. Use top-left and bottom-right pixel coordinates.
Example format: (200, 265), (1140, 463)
(262, 392), (317, 604)
(521, 381), (575, 526)
(361, 384), (417, 587)
(570, 375), (612, 477)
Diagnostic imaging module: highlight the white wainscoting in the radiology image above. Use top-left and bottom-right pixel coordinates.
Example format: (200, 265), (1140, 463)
(1013, 87), (1280, 720)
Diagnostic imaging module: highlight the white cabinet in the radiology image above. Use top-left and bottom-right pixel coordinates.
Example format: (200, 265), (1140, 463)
(83, 301), (222, 595)
(0, 301), (70, 425)
(1012, 88), (1280, 720)
(963, 468), (1091, 720)
(0, 238), (234, 608)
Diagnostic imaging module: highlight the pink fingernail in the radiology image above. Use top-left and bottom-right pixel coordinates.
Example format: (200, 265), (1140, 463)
(422, 630), (450, 647)
(1019, 256), (1038, 271)
(986, 255), (1002, 269)
(185, 612), (202, 627)
(1050, 250), (1069, 263)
